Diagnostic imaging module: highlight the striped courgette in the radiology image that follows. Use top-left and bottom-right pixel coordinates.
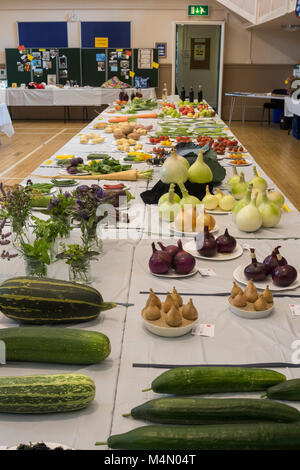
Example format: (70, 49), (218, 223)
(0, 276), (115, 324)
(0, 373), (95, 413)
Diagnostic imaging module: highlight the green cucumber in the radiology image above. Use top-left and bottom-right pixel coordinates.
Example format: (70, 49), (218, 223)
(143, 367), (286, 395)
(96, 422), (300, 450)
(124, 397), (300, 425)
(263, 379), (300, 401)
(0, 327), (110, 364)
(0, 373), (95, 414)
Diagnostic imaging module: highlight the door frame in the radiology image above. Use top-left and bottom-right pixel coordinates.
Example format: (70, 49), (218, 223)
(172, 21), (225, 114)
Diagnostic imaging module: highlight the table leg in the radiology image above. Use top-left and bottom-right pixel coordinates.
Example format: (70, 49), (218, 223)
(228, 96), (236, 128)
(242, 97), (246, 125)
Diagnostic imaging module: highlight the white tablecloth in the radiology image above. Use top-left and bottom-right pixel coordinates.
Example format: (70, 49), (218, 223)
(0, 103), (14, 138)
(285, 95), (300, 117)
(3, 87), (156, 107)
(0, 100), (300, 450)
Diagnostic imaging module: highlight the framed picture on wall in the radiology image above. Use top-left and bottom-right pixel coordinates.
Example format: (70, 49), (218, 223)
(190, 38), (210, 69)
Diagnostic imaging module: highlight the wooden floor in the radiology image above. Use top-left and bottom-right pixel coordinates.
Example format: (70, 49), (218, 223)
(0, 119), (299, 210)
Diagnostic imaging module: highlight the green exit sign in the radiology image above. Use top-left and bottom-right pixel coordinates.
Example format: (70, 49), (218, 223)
(188, 5), (209, 16)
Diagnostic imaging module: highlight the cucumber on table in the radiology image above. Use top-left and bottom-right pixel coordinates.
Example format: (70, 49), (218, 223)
(0, 327), (111, 364)
(0, 373), (95, 414)
(143, 366), (286, 395)
(96, 422), (300, 450)
(125, 397), (300, 424)
(263, 379), (300, 401)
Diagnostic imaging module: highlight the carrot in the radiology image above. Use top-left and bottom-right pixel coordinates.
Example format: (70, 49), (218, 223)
(108, 116), (130, 123)
(135, 113), (158, 119)
(108, 113), (158, 123)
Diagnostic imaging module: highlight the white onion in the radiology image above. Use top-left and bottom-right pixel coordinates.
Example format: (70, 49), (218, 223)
(236, 197), (262, 232)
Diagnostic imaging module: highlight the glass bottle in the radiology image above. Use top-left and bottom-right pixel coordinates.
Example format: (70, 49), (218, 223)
(180, 85), (186, 101)
(162, 82), (168, 101)
(189, 86), (194, 103)
(198, 85), (203, 102)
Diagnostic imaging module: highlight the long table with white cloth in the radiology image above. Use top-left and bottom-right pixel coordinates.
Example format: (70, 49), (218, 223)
(0, 87), (157, 106)
(0, 97), (300, 450)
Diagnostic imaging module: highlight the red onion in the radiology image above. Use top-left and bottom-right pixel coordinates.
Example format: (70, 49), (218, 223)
(244, 248), (267, 281)
(272, 259), (297, 287)
(173, 240), (196, 274)
(216, 228), (236, 253)
(149, 242), (171, 274)
(157, 242), (180, 260)
(263, 246), (287, 275)
(195, 226), (217, 258)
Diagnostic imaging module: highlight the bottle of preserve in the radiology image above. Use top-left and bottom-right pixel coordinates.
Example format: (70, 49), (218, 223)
(180, 85), (186, 101)
(198, 85), (203, 102)
(189, 86), (194, 103)
(162, 82), (168, 101)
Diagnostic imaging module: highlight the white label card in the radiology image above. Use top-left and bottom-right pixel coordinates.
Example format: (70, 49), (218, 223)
(198, 268), (216, 277)
(289, 304), (300, 317)
(191, 323), (215, 337)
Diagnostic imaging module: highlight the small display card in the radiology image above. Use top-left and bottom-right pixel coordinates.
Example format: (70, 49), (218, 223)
(191, 324), (215, 337)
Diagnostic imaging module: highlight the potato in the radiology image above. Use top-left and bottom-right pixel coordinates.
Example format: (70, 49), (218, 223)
(114, 130), (126, 140)
(104, 127), (113, 133)
(122, 123), (135, 135)
(127, 132), (140, 141)
(128, 139), (137, 145)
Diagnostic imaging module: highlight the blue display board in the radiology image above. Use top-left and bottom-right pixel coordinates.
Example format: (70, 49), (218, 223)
(81, 22), (131, 48)
(18, 22), (68, 48)
(296, 0), (300, 17)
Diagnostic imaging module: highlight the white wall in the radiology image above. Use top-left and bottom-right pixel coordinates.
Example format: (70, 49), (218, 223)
(0, 0), (299, 66)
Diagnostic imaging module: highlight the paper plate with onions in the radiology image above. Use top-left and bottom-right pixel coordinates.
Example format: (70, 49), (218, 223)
(148, 240), (197, 277)
(183, 227), (243, 260)
(184, 239), (243, 261)
(233, 265), (300, 291)
(234, 246), (300, 291)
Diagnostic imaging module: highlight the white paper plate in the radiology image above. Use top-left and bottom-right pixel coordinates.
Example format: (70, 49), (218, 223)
(206, 208), (232, 215)
(229, 303), (274, 319)
(6, 442), (74, 450)
(142, 318), (198, 337)
(227, 159), (252, 167)
(184, 240), (243, 261)
(149, 267), (198, 278)
(233, 264), (300, 291)
(170, 223), (219, 238)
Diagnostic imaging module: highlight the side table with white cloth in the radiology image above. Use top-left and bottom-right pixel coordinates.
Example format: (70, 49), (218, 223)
(3, 87), (157, 121)
(0, 103), (14, 144)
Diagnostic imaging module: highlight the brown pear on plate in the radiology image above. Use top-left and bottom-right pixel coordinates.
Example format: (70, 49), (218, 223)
(244, 279), (258, 303)
(171, 286), (183, 307)
(230, 281), (243, 299)
(182, 299), (198, 321)
(262, 285), (273, 303)
(166, 303), (182, 327)
(163, 292), (174, 313)
(145, 288), (162, 309)
(143, 299), (161, 321)
(233, 292), (247, 308)
(254, 294), (268, 312)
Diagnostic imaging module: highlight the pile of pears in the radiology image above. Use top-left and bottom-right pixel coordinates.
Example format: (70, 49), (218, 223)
(229, 280), (273, 312)
(142, 287), (198, 327)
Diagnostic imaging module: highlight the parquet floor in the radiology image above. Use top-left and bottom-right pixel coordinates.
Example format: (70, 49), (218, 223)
(0, 119), (299, 209)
